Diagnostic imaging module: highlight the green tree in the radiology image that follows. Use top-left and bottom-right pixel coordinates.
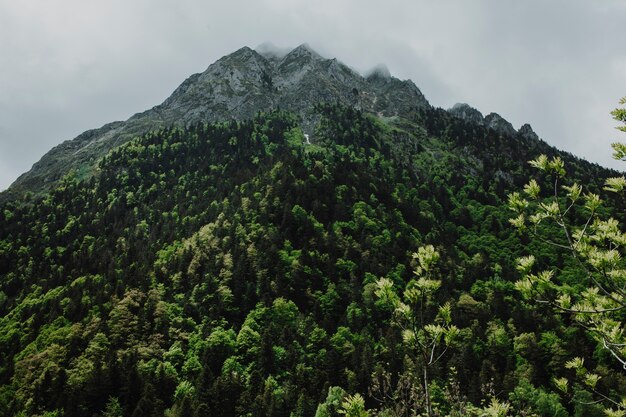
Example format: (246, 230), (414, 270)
(375, 245), (459, 417)
(508, 96), (626, 411)
(338, 393), (369, 417)
(102, 397), (123, 417)
(315, 386), (346, 417)
(611, 96), (626, 136)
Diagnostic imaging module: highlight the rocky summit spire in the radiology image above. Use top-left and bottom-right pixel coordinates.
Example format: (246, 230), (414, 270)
(284, 43), (323, 60)
(484, 113), (517, 137)
(518, 123), (539, 141)
(4, 44), (432, 200)
(448, 103), (485, 125)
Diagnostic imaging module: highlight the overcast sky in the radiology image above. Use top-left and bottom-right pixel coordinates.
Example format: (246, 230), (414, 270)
(1, 0), (626, 191)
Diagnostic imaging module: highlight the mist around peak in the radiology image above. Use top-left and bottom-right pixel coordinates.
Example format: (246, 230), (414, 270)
(365, 63), (391, 80)
(255, 42), (296, 59)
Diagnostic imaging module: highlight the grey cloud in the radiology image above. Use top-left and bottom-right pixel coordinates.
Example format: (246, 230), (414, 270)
(1, 1), (625, 191)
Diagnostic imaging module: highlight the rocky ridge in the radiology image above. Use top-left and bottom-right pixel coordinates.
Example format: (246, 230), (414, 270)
(448, 102), (539, 141)
(3, 44), (430, 200)
(3, 44), (540, 201)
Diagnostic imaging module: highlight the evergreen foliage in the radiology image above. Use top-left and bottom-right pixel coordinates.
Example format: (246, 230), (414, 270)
(0, 104), (623, 416)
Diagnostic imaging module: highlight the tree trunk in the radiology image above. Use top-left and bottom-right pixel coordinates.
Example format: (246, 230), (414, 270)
(423, 365), (432, 417)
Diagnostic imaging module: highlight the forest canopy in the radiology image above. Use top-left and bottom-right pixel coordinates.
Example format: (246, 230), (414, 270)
(0, 104), (624, 416)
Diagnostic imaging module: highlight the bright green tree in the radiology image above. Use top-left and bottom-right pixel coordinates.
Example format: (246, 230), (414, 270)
(375, 245), (459, 417)
(508, 96), (626, 412)
(338, 393), (369, 417)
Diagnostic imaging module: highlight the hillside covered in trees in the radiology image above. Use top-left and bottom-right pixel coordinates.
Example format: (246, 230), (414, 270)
(1, 102), (625, 416)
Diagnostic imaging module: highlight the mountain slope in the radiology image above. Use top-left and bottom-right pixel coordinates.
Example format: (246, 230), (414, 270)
(1, 102), (623, 416)
(3, 44), (429, 201)
(1, 46), (624, 416)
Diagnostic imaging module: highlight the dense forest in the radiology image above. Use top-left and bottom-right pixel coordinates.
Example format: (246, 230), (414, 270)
(0, 103), (624, 416)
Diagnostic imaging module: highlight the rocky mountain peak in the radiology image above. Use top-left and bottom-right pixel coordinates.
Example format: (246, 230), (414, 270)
(229, 45), (256, 58)
(448, 103), (485, 125)
(205, 46), (269, 76)
(484, 112), (517, 137)
(284, 43), (322, 60)
(3, 43), (432, 200)
(518, 123), (539, 141)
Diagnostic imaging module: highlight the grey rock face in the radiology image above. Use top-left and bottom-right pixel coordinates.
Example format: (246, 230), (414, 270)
(5, 44), (430, 200)
(448, 103), (485, 125)
(518, 123), (539, 141)
(484, 112), (517, 137)
(449, 104), (539, 142)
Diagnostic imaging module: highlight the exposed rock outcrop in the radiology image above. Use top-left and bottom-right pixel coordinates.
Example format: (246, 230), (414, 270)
(448, 103), (485, 125)
(4, 44), (431, 199)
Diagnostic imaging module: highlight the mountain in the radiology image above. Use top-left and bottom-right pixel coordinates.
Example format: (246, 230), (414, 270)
(0, 45), (623, 416)
(2, 44), (429, 202)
